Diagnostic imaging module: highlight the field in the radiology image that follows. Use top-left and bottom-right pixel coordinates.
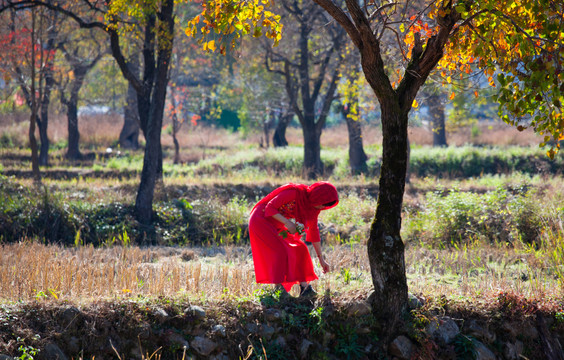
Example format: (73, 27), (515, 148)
(1, 114), (564, 359)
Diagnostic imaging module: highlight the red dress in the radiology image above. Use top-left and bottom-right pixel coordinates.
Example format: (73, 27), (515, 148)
(248, 182), (339, 292)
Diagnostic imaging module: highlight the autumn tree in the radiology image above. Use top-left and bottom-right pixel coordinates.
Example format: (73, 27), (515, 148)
(0, 5), (62, 168)
(187, 0), (344, 178)
(311, 0), (564, 337)
(188, 0), (564, 338)
(1, 0), (178, 226)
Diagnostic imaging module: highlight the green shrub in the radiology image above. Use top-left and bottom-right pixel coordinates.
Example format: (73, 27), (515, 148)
(403, 186), (548, 247)
(409, 146), (564, 178)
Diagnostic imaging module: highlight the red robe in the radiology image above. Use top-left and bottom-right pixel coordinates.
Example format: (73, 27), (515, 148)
(248, 182), (339, 291)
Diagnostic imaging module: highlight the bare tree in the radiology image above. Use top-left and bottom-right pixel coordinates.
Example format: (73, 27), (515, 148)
(265, 0), (346, 178)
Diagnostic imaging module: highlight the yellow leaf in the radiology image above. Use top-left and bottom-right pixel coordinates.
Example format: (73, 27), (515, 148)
(208, 39), (216, 51)
(412, 99), (419, 108)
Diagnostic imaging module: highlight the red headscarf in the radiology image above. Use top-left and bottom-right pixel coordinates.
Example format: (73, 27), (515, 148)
(252, 182), (339, 223)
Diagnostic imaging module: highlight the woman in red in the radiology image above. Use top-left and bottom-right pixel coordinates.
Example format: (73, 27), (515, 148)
(249, 182), (339, 297)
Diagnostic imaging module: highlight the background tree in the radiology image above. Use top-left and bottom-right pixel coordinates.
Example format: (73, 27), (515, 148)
(56, 26), (106, 159)
(272, 107), (294, 147)
(0, 6), (61, 167)
(337, 53), (369, 175)
(0, 7), (55, 178)
(1, 0), (176, 226)
(420, 87), (448, 146)
(237, 41), (287, 148)
(263, 0), (346, 178)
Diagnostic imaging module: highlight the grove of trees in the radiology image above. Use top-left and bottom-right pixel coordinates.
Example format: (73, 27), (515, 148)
(1, 0), (563, 341)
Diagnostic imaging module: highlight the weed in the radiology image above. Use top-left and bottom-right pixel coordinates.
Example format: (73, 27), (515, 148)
(453, 334), (478, 360)
(17, 336), (40, 360)
(333, 324), (364, 360)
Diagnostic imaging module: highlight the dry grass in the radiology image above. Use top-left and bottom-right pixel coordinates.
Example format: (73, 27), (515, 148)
(0, 112), (543, 155)
(2, 235), (563, 306)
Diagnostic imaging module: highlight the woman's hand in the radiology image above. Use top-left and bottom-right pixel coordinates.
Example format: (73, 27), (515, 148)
(319, 258), (331, 273)
(285, 220), (297, 234)
(272, 214), (297, 235)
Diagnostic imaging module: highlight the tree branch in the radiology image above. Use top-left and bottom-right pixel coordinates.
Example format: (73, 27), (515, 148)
(312, 0), (362, 48)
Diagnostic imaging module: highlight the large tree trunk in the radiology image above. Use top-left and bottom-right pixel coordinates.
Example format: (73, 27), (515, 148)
(310, 0), (460, 341)
(273, 110), (292, 147)
(429, 93), (447, 146)
(366, 99), (409, 337)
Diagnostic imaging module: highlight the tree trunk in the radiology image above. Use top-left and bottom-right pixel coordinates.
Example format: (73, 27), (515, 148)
(344, 111), (368, 175)
(302, 116), (323, 179)
(29, 113), (41, 182)
(133, 0), (173, 226)
(262, 112), (271, 149)
(66, 69), (87, 160)
(29, 10), (40, 182)
(66, 99), (81, 160)
(273, 110), (292, 147)
(119, 67), (140, 150)
(170, 86), (181, 164)
(37, 70), (54, 166)
(367, 99), (409, 338)
(429, 93), (447, 146)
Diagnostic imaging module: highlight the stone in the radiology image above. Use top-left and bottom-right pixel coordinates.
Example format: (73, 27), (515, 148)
(58, 306), (81, 328)
(245, 323), (259, 334)
(407, 293), (423, 310)
(388, 335), (414, 360)
(346, 301), (372, 317)
(43, 343), (68, 360)
(184, 305), (206, 320)
(264, 308), (283, 323)
(212, 324), (226, 337)
(520, 321), (539, 340)
(153, 307), (169, 323)
(260, 325), (276, 340)
(465, 319), (495, 343)
(503, 340), (524, 360)
(190, 336), (217, 357)
(299, 339), (313, 359)
(167, 332), (190, 350)
(65, 336), (80, 355)
(474, 340), (496, 360)
(0, 355), (14, 360)
(357, 327), (371, 334)
(426, 317), (460, 344)
(210, 352), (230, 360)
